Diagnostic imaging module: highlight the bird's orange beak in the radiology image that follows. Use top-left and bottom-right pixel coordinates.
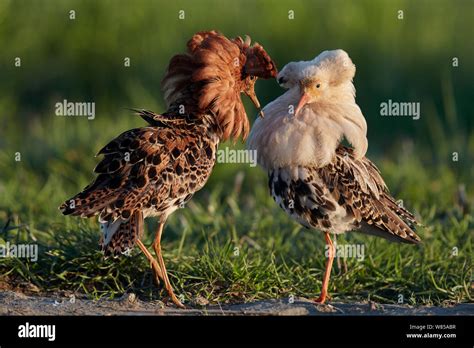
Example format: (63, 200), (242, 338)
(294, 92), (310, 116)
(245, 88), (264, 118)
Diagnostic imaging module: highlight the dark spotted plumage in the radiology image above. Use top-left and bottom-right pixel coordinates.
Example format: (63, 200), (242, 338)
(60, 111), (218, 255)
(269, 146), (421, 244)
(99, 210), (144, 256)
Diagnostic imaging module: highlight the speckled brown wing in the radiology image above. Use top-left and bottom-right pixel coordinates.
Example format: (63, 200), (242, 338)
(60, 112), (218, 254)
(321, 146), (420, 243)
(269, 146), (420, 244)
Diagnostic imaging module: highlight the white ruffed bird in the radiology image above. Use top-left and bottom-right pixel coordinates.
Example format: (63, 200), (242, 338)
(248, 49), (421, 303)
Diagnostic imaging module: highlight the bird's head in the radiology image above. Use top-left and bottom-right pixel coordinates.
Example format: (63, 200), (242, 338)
(235, 35), (278, 117)
(163, 31), (277, 141)
(288, 49), (356, 116)
(248, 49), (367, 169)
(190, 32), (277, 140)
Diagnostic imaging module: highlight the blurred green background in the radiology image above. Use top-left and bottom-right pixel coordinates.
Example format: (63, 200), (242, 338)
(1, 0), (473, 165)
(0, 0), (472, 304)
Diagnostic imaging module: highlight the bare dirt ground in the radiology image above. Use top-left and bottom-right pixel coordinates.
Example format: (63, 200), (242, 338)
(0, 290), (472, 316)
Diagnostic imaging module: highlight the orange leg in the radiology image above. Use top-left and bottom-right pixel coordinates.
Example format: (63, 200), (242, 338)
(313, 232), (335, 304)
(153, 220), (185, 309)
(136, 239), (164, 285)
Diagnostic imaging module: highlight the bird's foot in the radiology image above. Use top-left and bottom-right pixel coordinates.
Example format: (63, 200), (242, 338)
(311, 292), (331, 304)
(163, 293), (186, 309)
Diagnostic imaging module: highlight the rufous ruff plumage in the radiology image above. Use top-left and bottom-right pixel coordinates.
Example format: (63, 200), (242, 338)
(60, 31), (277, 308)
(248, 49), (420, 304)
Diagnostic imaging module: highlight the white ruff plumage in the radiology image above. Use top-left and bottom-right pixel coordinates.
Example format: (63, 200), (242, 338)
(248, 49), (368, 170)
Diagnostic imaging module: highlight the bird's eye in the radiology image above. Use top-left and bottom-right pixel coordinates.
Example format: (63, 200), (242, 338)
(316, 83), (321, 88)
(250, 75), (256, 81)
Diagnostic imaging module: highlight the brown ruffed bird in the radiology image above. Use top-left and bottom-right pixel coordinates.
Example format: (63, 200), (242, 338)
(247, 49), (420, 304)
(60, 31), (277, 308)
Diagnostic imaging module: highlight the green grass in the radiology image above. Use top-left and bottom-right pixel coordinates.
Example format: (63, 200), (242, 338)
(0, 111), (472, 306)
